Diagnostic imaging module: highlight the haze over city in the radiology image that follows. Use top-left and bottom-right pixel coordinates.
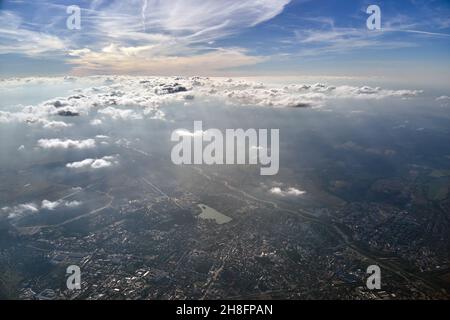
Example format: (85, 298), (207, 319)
(1, 0), (450, 302)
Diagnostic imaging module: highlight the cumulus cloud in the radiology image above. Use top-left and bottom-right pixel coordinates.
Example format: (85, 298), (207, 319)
(1, 76), (424, 129)
(91, 119), (103, 126)
(0, 110), (72, 129)
(0, 76), (173, 126)
(41, 200), (61, 211)
(270, 187), (306, 197)
(1, 203), (39, 219)
(1, 200), (83, 220)
(43, 121), (73, 129)
(187, 78), (422, 108)
(98, 107), (143, 120)
(38, 139), (96, 149)
(41, 199), (82, 210)
(66, 155), (119, 170)
(333, 85), (422, 99)
(436, 95), (450, 106)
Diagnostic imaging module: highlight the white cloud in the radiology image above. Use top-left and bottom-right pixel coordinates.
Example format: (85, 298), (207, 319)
(2, 200), (83, 219)
(41, 200), (61, 211)
(91, 119), (103, 126)
(91, 157), (116, 169)
(70, 47), (266, 76)
(270, 187), (306, 197)
(1, 77), (424, 128)
(2, 203), (39, 219)
(436, 95), (450, 106)
(41, 199), (82, 210)
(0, 110), (72, 129)
(142, 0), (289, 36)
(65, 201), (82, 208)
(98, 107), (143, 120)
(66, 155), (119, 170)
(43, 121), (73, 129)
(38, 139), (96, 149)
(66, 159), (96, 169)
(174, 129), (205, 137)
(188, 79), (422, 108)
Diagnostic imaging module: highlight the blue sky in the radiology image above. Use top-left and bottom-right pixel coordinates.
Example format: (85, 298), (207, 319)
(0, 0), (449, 83)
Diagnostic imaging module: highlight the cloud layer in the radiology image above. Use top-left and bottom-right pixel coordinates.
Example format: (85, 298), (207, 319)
(0, 76), (425, 132)
(0, 1), (290, 75)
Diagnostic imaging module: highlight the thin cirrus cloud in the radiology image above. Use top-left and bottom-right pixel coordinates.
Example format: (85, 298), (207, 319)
(0, 10), (67, 56)
(292, 12), (450, 58)
(294, 27), (415, 57)
(88, 0), (290, 42)
(68, 0), (290, 75)
(0, 0), (290, 75)
(1, 0), (449, 77)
